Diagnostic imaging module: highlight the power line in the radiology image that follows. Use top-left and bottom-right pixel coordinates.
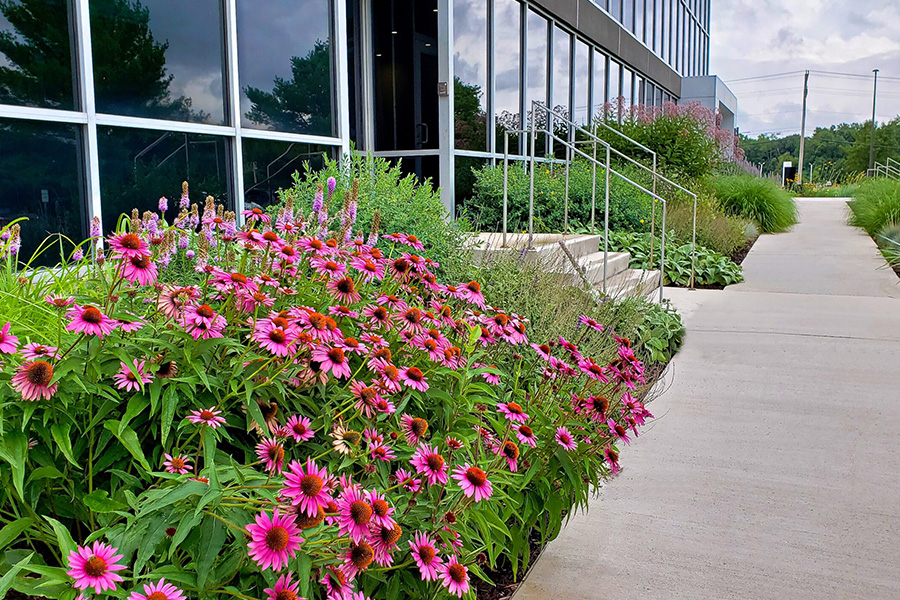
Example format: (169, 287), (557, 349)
(723, 71), (805, 84)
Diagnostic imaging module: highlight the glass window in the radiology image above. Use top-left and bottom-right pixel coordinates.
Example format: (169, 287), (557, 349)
(0, 0), (76, 110)
(454, 155), (487, 219)
(243, 139), (331, 210)
(608, 0), (621, 22)
(453, 0), (487, 151)
(634, 75), (644, 105)
(655, 86), (663, 107)
(238, 0), (334, 136)
(623, 0), (633, 33)
(608, 60), (619, 116)
(97, 126), (230, 234)
(634, 0), (644, 42)
(90, 0), (227, 124)
(0, 118), (84, 265)
(573, 40), (589, 125)
(524, 10), (547, 119)
(655, 0), (663, 55)
(550, 26), (570, 118)
(493, 0), (521, 149)
(621, 66), (632, 112)
(591, 49), (606, 119)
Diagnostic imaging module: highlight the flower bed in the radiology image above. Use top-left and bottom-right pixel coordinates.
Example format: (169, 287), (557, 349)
(0, 181), (654, 600)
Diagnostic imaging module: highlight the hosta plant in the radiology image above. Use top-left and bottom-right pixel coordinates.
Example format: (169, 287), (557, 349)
(0, 180), (653, 600)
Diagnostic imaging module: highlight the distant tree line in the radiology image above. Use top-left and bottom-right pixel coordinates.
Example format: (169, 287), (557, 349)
(740, 117), (900, 183)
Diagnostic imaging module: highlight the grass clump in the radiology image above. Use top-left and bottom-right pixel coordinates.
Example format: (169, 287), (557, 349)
(708, 174), (798, 233)
(848, 178), (900, 236)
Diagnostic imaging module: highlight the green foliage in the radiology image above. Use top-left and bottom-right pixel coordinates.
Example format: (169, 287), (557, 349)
(848, 178), (900, 236)
(462, 160), (651, 233)
(633, 300), (685, 364)
(708, 174), (798, 233)
(663, 192), (753, 257)
(609, 230), (744, 287)
(878, 222), (900, 268)
(280, 152), (473, 279)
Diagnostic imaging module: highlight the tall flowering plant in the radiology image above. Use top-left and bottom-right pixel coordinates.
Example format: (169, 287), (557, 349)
(0, 181), (652, 600)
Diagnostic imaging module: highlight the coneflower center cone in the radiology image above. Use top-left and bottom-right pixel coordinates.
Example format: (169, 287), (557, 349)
(506, 402), (524, 415)
(119, 233), (141, 249)
(448, 563), (467, 583)
(336, 278), (354, 293)
(410, 418), (428, 437)
(518, 425), (534, 437)
(26, 361), (53, 386)
(275, 590), (297, 600)
(502, 441), (519, 460)
(81, 306), (103, 324)
(349, 500), (373, 525)
(264, 525), (290, 551)
(327, 347), (345, 363)
(146, 592), (167, 600)
(419, 546), (436, 563)
(308, 313), (326, 330)
(350, 541), (374, 569)
(425, 454), (444, 471)
(465, 467), (487, 487)
(380, 523), (402, 544)
(196, 305), (215, 319)
(406, 367), (424, 382)
(299, 474), (323, 496)
(372, 499), (389, 517)
(269, 329), (287, 344)
(170, 457), (185, 470)
(83, 555), (108, 578)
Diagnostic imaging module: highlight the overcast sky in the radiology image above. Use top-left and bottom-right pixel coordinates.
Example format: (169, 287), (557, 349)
(710, 0), (900, 137)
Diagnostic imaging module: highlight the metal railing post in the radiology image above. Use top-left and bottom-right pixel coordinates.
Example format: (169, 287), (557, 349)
(528, 112), (536, 249)
(564, 140), (571, 235)
(591, 139), (597, 234)
(659, 200), (666, 303)
(502, 133), (509, 247)
(690, 193), (697, 289)
(603, 144), (610, 295)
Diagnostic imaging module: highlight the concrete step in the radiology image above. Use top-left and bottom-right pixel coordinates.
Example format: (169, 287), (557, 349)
(597, 268), (662, 299)
(578, 251), (631, 284)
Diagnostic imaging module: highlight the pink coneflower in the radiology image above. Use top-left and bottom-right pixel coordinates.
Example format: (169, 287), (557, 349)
(282, 458), (333, 517)
(311, 345), (351, 379)
(350, 256), (384, 281)
(409, 532), (442, 581)
(66, 541), (126, 593)
(117, 316), (145, 333)
(452, 464), (492, 502)
(113, 360), (152, 392)
(398, 366), (428, 392)
(285, 414), (314, 442)
(578, 315), (604, 332)
(362, 304), (392, 329)
(445, 436), (464, 450)
(156, 286), (200, 320)
(499, 440), (520, 472)
(375, 293), (407, 311)
(514, 424), (537, 448)
(187, 406), (226, 428)
(340, 540), (375, 579)
(44, 295), (75, 309)
(263, 573), (300, 600)
(310, 257), (347, 278)
(247, 509), (302, 571)
(369, 444), (395, 462)
(437, 555), (470, 598)
(330, 305), (360, 320)
(107, 232), (149, 260)
(400, 414), (429, 446)
(252, 326), (295, 357)
(578, 357), (608, 381)
(0, 322), (18, 354)
(394, 468), (421, 493)
(396, 307), (425, 334)
(66, 305), (117, 337)
(460, 281), (486, 308)
(327, 276), (361, 304)
(20, 343), (58, 360)
(409, 444), (448, 486)
(530, 342), (553, 361)
(606, 418), (631, 445)
(256, 438), (286, 473)
(162, 453), (192, 474)
(11, 361), (58, 401)
(367, 489), (396, 529)
(182, 305), (226, 340)
(336, 487), (375, 543)
(604, 445), (620, 475)
(350, 381), (381, 418)
(320, 568), (354, 600)
(555, 426), (577, 451)
(497, 401), (529, 423)
(127, 578), (185, 600)
(123, 254), (158, 286)
(242, 207), (271, 223)
(371, 522), (402, 567)
(474, 363), (500, 385)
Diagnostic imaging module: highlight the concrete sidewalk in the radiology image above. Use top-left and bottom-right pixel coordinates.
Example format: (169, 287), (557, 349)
(513, 199), (900, 600)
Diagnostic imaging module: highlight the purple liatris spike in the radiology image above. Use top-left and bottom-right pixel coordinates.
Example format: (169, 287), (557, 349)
(72, 247), (84, 261)
(178, 232), (189, 249)
(158, 196), (168, 212)
(90, 216), (101, 238)
(327, 176), (337, 194)
(312, 186), (324, 214)
(348, 201), (357, 225)
(186, 250), (195, 259)
(318, 209), (328, 226)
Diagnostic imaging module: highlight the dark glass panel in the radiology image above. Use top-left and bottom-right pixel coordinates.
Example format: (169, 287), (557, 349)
(621, 66), (632, 111)
(524, 10), (546, 117)
(550, 26), (570, 118)
(608, 60), (620, 117)
(0, 118), (84, 264)
(238, 0), (334, 136)
(90, 0), (226, 124)
(243, 139), (331, 210)
(0, 0), (76, 109)
(493, 0), (520, 150)
(97, 126), (229, 234)
(573, 39), (589, 125)
(591, 49), (606, 119)
(454, 155), (487, 220)
(453, 0), (486, 151)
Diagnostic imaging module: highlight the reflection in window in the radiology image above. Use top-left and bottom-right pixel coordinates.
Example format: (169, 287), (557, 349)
(0, 118), (84, 265)
(453, 0), (486, 151)
(90, 0), (227, 124)
(573, 40), (589, 125)
(608, 60), (619, 116)
(493, 0), (520, 150)
(634, 0), (644, 42)
(0, 0), (76, 110)
(238, 0), (334, 136)
(524, 10), (547, 119)
(608, 0), (621, 22)
(243, 139), (331, 210)
(550, 26), (570, 120)
(621, 67), (632, 110)
(623, 0), (633, 34)
(634, 75), (644, 105)
(454, 156), (487, 218)
(97, 126), (229, 234)
(592, 50), (606, 119)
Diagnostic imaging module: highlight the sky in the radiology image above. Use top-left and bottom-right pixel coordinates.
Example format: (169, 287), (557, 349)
(710, 0), (900, 138)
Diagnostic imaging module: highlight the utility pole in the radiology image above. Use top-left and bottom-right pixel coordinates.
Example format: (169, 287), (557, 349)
(869, 69), (879, 172)
(797, 70), (810, 185)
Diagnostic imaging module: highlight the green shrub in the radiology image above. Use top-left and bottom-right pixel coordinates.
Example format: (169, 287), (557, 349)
(462, 160), (652, 234)
(280, 152), (472, 279)
(663, 194), (751, 257)
(877, 222), (900, 268)
(848, 178), (900, 236)
(708, 175), (798, 233)
(608, 230), (744, 287)
(633, 300), (685, 364)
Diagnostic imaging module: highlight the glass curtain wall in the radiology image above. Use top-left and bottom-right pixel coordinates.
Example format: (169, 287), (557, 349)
(0, 0), (343, 261)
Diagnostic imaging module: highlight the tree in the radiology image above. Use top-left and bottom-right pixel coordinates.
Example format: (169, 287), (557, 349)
(244, 40), (333, 136)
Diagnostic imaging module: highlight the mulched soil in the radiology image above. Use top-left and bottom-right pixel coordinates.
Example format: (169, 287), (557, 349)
(730, 234), (760, 266)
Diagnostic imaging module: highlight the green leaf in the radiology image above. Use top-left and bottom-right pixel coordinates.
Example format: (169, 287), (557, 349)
(103, 420), (152, 472)
(0, 430), (28, 499)
(0, 553), (34, 598)
(295, 552), (312, 596)
(28, 466), (65, 482)
(44, 517), (76, 558)
(168, 511), (203, 559)
(245, 398), (266, 434)
(202, 427), (219, 488)
(50, 423), (79, 468)
(0, 518), (33, 553)
(83, 490), (129, 513)
(120, 395), (150, 432)
(141, 480), (207, 514)
(195, 516), (226, 590)
(160, 386), (179, 447)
